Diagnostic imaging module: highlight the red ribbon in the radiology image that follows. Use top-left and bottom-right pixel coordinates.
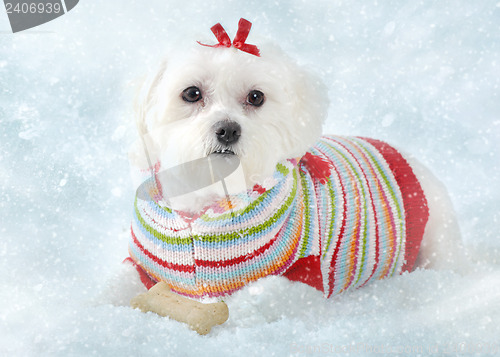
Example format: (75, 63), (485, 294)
(198, 18), (260, 57)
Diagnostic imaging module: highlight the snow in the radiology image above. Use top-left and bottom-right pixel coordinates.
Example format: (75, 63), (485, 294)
(1, 1), (499, 356)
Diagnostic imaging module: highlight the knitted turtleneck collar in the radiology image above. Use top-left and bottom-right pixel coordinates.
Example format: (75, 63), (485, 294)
(130, 153), (313, 299)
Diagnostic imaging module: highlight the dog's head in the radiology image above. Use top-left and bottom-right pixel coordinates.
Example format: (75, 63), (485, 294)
(132, 20), (329, 191)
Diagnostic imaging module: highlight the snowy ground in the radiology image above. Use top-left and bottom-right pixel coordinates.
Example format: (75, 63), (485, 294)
(1, 1), (500, 356)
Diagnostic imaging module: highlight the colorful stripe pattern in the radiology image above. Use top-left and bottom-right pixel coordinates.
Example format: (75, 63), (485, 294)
(128, 136), (428, 299)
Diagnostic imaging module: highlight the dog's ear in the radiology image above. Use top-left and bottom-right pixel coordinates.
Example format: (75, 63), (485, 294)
(258, 43), (329, 158)
(129, 60), (168, 172)
(287, 63), (329, 156)
(134, 59), (168, 137)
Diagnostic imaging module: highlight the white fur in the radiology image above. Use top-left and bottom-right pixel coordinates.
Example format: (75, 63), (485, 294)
(406, 155), (469, 272)
(113, 38), (467, 305)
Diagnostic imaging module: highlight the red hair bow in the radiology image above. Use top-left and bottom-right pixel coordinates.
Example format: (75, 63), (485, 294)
(198, 18), (260, 57)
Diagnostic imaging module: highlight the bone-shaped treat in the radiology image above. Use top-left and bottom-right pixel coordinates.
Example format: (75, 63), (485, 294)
(130, 282), (229, 335)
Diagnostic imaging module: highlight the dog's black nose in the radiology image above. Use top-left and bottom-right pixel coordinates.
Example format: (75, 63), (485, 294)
(214, 121), (241, 145)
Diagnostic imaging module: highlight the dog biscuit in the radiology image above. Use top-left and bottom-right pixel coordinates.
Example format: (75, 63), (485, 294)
(130, 282), (229, 335)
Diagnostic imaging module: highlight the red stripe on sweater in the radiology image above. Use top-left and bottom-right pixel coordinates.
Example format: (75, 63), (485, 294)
(360, 138), (429, 273)
(131, 226), (195, 274)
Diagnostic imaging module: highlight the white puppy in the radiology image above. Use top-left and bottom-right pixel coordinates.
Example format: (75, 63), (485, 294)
(118, 19), (466, 308)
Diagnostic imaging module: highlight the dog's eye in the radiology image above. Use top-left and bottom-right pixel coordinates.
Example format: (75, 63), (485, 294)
(246, 90), (265, 107)
(182, 86), (202, 103)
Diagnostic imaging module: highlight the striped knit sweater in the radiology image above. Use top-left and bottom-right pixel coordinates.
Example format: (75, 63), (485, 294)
(128, 136), (429, 300)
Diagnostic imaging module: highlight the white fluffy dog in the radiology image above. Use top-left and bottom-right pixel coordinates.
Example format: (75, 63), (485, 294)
(116, 19), (466, 311)
(129, 38), (328, 212)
